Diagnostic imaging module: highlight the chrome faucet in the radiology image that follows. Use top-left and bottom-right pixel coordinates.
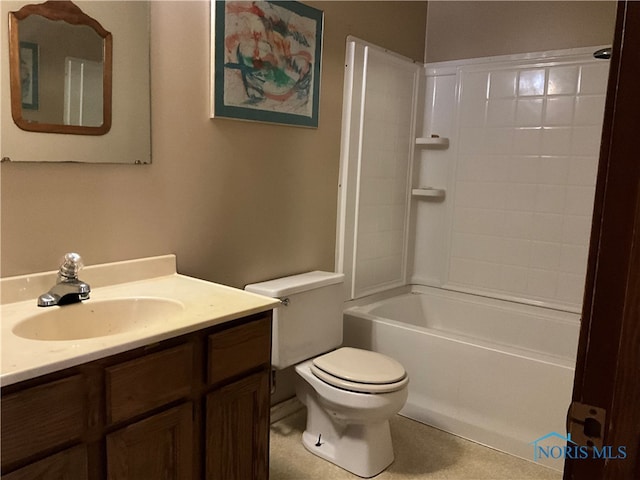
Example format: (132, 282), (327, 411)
(37, 253), (91, 307)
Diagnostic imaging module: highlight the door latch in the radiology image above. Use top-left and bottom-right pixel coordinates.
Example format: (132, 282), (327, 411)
(567, 402), (606, 448)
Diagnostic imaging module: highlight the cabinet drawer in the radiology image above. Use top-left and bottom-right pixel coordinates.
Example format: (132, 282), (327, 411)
(1, 375), (86, 468)
(2, 445), (88, 480)
(208, 316), (271, 384)
(106, 343), (193, 424)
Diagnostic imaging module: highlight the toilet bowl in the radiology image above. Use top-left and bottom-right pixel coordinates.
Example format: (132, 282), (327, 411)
(244, 272), (409, 478)
(295, 348), (409, 478)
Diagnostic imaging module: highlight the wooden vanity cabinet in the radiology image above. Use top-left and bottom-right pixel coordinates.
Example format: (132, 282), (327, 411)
(104, 342), (196, 480)
(106, 403), (194, 480)
(206, 371), (270, 479)
(206, 313), (271, 480)
(2, 445), (89, 480)
(1, 312), (272, 480)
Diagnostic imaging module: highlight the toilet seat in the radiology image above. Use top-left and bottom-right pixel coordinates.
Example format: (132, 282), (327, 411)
(311, 347), (408, 394)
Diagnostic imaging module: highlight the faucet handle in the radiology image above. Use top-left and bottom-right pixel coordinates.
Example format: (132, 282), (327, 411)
(58, 252), (84, 280)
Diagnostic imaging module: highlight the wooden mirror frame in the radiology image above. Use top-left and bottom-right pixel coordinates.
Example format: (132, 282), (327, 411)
(8, 0), (112, 135)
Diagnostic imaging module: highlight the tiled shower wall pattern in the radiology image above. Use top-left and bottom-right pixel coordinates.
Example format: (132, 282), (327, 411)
(448, 59), (608, 309)
(353, 48), (418, 298)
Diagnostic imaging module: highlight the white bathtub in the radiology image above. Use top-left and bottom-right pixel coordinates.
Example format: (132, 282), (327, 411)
(343, 285), (580, 471)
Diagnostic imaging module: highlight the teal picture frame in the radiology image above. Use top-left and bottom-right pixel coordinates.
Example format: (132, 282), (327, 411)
(211, 0), (323, 127)
(19, 41), (39, 110)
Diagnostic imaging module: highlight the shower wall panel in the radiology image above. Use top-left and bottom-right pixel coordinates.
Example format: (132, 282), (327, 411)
(411, 70), (457, 286)
(412, 49), (609, 311)
(336, 38), (420, 300)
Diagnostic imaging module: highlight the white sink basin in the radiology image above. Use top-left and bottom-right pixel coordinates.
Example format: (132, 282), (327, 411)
(12, 297), (185, 341)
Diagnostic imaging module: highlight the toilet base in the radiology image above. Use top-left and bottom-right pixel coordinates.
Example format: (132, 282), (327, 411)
(294, 358), (407, 477)
(301, 421), (394, 478)
(299, 392), (395, 478)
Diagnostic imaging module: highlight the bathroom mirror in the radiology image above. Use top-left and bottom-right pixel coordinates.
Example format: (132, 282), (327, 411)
(1, 0), (151, 163)
(8, 1), (112, 135)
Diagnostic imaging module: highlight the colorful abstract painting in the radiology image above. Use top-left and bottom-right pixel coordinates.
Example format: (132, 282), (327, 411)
(211, 1), (323, 127)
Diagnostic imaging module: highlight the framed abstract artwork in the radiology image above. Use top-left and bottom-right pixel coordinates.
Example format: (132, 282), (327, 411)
(210, 1), (323, 127)
(19, 42), (39, 110)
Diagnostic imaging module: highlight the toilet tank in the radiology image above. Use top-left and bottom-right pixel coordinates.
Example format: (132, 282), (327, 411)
(245, 271), (345, 369)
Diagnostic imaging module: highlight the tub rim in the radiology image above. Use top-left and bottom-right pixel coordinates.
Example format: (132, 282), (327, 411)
(344, 285), (578, 369)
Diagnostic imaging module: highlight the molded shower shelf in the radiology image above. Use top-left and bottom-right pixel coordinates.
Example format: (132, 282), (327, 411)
(412, 188), (446, 199)
(416, 137), (449, 149)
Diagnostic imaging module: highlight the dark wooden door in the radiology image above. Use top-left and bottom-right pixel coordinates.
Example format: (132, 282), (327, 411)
(206, 370), (270, 480)
(564, 2), (640, 479)
(106, 403), (194, 480)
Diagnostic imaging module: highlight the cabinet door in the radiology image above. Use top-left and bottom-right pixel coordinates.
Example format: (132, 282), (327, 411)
(106, 403), (193, 480)
(206, 370), (270, 480)
(2, 445), (88, 480)
(1, 375), (86, 469)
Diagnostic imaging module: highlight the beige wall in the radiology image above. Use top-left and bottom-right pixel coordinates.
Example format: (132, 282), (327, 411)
(0, 1), (427, 287)
(426, 1), (617, 63)
(0, 1), (618, 287)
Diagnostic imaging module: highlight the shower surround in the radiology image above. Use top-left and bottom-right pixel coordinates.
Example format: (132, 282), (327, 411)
(413, 47), (608, 310)
(337, 38), (609, 470)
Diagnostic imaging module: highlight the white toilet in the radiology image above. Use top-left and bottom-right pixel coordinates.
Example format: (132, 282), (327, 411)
(245, 271), (409, 478)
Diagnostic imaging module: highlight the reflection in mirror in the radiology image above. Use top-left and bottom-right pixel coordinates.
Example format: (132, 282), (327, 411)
(8, 0), (112, 135)
(2, 0), (151, 163)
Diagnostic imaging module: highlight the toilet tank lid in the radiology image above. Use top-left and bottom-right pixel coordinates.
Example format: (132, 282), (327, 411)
(245, 271), (344, 297)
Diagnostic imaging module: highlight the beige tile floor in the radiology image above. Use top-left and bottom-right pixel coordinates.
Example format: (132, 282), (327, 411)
(270, 410), (562, 480)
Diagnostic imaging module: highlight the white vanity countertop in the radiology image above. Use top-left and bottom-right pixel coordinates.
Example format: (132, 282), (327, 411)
(1, 255), (279, 387)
